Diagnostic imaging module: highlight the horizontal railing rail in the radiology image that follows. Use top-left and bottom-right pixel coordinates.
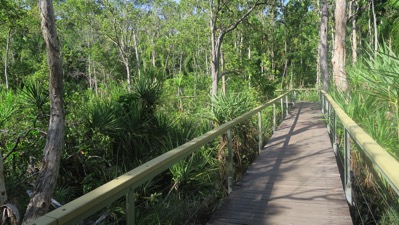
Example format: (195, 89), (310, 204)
(320, 90), (399, 204)
(30, 90), (297, 225)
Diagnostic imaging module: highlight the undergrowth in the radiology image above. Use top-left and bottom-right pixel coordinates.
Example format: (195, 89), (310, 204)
(329, 44), (399, 224)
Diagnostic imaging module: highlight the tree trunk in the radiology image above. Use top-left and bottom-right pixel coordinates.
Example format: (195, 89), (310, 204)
(350, 0), (358, 64)
(124, 60), (132, 93)
(209, 0), (221, 96)
(332, 0), (349, 92)
(221, 51), (226, 95)
(368, 3), (372, 51)
(88, 52), (92, 90)
(371, 0), (378, 53)
(133, 31), (141, 77)
(0, 150), (7, 205)
(319, 0), (329, 91)
(94, 65), (98, 95)
(208, 0), (264, 96)
(22, 0), (65, 223)
(4, 29), (11, 90)
(317, 48), (320, 87)
(151, 36), (156, 67)
(281, 40), (288, 90)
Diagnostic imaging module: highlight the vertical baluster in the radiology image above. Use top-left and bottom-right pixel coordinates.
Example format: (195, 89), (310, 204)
(258, 111), (262, 153)
(333, 109), (338, 154)
(273, 103), (276, 133)
(285, 95), (289, 116)
(227, 129), (233, 194)
(293, 90), (296, 107)
(280, 98), (284, 121)
(344, 129), (352, 205)
(327, 100), (331, 133)
(126, 189), (135, 225)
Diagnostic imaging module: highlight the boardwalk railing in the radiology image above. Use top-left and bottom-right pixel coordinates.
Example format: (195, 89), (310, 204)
(30, 91), (296, 225)
(320, 90), (399, 205)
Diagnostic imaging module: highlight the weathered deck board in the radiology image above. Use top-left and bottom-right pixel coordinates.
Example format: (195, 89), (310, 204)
(207, 102), (352, 225)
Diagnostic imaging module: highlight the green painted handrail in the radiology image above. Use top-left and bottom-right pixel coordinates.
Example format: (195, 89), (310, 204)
(30, 91), (295, 225)
(321, 90), (399, 196)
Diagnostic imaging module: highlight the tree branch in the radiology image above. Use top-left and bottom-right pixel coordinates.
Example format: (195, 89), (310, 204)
(2, 128), (47, 161)
(218, 70), (242, 80)
(224, 0), (268, 34)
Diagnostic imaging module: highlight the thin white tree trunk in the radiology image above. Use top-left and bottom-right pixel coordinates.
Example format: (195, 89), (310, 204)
(88, 53), (92, 90)
(221, 51), (226, 95)
(368, 3), (372, 49)
(4, 29), (11, 90)
(371, 0), (378, 53)
(94, 65), (98, 95)
(124, 60), (132, 93)
(281, 40), (288, 90)
(151, 36), (156, 67)
(133, 31), (141, 77)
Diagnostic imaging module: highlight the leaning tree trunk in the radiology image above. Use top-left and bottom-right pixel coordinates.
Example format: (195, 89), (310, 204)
(22, 0), (65, 224)
(319, 0), (329, 92)
(332, 0), (349, 93)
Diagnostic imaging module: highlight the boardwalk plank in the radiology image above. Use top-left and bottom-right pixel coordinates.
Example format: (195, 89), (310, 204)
(207, 102), (352, 225)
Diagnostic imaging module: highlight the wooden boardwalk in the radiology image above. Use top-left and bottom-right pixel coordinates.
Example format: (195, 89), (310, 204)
(208, 102), (352, 225)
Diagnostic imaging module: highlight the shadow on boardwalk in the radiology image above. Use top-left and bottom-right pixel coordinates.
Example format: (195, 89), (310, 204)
(207, 102), (352, 225)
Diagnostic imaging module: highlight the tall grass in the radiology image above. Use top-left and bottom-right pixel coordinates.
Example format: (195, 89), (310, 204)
(330, 44), (399, 224)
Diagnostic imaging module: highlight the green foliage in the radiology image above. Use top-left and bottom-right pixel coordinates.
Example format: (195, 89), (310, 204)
(208, 92), (255, 125)
(85, 98), (121, 136)
(294, 89), (319, 102)
(0, 90), (16, 127)
(133, 74), (163, 117)
(330, 44), (399, 224)
(20, 81), (49, 113)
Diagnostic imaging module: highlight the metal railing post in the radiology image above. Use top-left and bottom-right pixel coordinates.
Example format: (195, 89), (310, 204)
(273, 103), (276, 133)
(285, 95), (289, 116)
(280, 98), (284, 121)
(227, 129), (233, 194)
(344, 129), (352, 205)
(126, 189), (135, 225)
(327, 100), (331, 134)
(293, 90), (296, 107)
(258, 111), (262, 153)
(333, 109), (338, 154)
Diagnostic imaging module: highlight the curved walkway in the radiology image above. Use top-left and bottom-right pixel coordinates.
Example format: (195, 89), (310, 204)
(207, 102), (352, 225)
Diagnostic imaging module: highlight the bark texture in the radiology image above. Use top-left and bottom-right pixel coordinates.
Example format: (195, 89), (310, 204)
(319, 0), (329, 91)
(22, 0), (64, 223)
(332, 0), (349, 92)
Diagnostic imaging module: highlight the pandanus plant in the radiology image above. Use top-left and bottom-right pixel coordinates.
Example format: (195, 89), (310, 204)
(352, 44), (399, 138)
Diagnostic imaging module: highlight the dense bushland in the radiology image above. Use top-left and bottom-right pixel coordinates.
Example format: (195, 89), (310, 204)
(0, 68), (282, 224)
